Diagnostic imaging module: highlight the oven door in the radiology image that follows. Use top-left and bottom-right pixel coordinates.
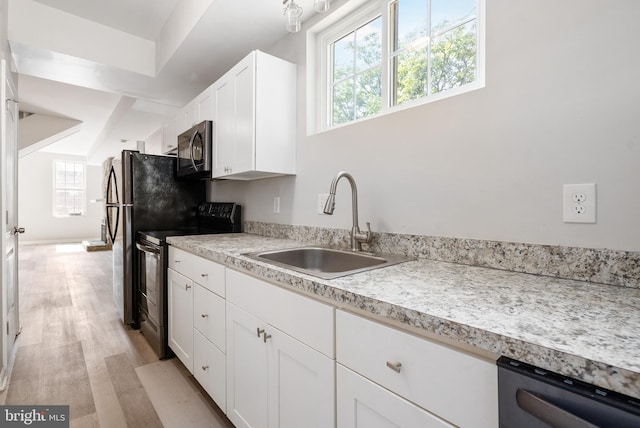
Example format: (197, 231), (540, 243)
(136, 239), (170, 358)
(176, 120), (213, 179)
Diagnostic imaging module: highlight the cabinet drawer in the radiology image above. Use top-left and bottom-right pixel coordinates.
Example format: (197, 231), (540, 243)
(194, 329), (226, 412)
(226, 269), (334, 358)
(336, 310), (498, 428)
(193, 284), (225, 352)
(191, 254), (225, 297)
(337, 364), (453, 428)
(168, 246), (193, 277)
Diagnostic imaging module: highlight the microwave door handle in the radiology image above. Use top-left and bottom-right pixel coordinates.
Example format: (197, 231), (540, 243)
(189, 130), (201, 172)
(516, 389), (598, 428)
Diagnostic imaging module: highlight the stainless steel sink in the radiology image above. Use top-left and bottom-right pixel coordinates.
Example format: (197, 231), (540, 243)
(243, 246), (413, 279)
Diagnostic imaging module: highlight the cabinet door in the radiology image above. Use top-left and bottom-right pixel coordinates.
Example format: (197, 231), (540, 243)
(161, 121), (176, 154)
(231, 54), (256, 175)
(226, 303), (269, 428)
(337, 365), (454, 428)
(194, 329), (226, 412)
(336, 310), (498, 428)
(267, 327), (335, 428)
(213, 77), (235, 177)
(193, 283), (225, 352)
(168, 268), (194, 373)
(197, 86), (214, 121)
(184, 99), (198, 129)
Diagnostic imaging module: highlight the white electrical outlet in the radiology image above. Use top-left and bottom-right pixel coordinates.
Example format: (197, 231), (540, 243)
(317, 194), (329, 215)
(563, 183), (596, 223)
(273, 196), (280, 214)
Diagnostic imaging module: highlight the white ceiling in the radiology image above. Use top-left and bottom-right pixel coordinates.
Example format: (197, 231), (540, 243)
(33, 0), (182, 41)
(10, 0), (318, 164)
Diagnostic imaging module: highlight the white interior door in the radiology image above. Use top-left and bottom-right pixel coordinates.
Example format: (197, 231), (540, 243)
(1, 58), (20, 385)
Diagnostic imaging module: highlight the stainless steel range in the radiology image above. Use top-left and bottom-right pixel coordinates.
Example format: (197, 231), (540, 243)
(136, 202), (241, 358)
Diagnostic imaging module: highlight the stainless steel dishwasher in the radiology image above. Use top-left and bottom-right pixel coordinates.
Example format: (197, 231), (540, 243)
(498, 356), (640, 427)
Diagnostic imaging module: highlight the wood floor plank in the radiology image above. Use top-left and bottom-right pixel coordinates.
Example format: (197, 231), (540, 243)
(10, 243), (229, 427)
(6, 341), (96, 419)
(105, 353), (163, 428)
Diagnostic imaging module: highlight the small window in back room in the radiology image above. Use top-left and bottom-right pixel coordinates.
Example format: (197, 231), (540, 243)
(54, 160), (85, 217)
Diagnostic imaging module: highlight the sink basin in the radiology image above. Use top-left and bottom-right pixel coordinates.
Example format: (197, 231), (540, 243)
(243, 246), (413, 279)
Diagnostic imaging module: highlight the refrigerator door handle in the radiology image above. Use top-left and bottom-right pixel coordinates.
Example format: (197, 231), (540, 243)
(106, 165), (120, 204)
(106, 205), (119, 244)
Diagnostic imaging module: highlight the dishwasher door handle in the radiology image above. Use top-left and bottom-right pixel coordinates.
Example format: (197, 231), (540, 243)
(516, 388), (599, 428)
(136, 242), (160, 255)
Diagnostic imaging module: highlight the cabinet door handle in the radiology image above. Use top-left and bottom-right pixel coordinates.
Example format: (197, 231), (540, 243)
(256, 328), (265, 337)
(185, 284), (192, 290)
(200, 273), (208, 278)
(263, 333), (272, 343)
(201, 314), (208, 318)
(201, 365), (209, 371)
(174, 260), (181, 263)
(386, 361), (402, 373)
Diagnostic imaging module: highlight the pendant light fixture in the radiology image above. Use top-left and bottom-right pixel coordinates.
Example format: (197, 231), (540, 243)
(283, 0), (303, 33)
(283, 0), (331, 33)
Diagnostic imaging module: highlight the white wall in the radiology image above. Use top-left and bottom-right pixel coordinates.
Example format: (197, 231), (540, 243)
(18, 152), (104, 243)
(208, 0), (640, 252)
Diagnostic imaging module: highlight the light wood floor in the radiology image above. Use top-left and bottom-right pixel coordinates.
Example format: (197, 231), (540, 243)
(1, 243), (234, 428)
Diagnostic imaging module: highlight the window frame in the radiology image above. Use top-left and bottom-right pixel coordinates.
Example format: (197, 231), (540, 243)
(53, 160), (86, 218)
(311, 0), (485, 133)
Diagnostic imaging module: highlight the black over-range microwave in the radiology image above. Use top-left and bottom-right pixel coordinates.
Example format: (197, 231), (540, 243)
(176, 120), (213, 179)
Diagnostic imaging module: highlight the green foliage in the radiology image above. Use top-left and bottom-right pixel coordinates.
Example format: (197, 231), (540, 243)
(331, 17), (477, 125)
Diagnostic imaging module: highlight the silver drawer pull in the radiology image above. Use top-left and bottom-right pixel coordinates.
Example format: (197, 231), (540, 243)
(201, 314), (208, 318)
(257, 328), (265, 337)
(185, 284), (192, 290)
(202, 365), (209, 371)
(201, 273), (208, 278)
(386, 361), (402, 373)
(263, 333), (272, 343)
(174, 260), (181, 263)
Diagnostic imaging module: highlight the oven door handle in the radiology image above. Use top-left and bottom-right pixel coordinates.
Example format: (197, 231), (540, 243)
(136, 242), (160, 255)
(516, 388), (598, 428)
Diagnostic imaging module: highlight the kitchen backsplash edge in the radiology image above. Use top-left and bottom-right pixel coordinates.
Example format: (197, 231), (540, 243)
(243, 221), (640, 289)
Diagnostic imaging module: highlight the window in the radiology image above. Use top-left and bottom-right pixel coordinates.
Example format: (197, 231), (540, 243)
(54, 160), (85, 216)
(315, 0), (483, 130)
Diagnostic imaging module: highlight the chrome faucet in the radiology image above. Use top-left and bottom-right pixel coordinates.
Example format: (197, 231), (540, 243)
(323, 171), (372, 251)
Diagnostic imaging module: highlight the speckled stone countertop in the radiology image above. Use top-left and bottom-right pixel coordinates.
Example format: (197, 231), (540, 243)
(167, 233), (640, 399)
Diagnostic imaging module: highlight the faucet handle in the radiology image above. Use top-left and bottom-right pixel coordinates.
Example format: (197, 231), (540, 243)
(364, 222), (372, 243)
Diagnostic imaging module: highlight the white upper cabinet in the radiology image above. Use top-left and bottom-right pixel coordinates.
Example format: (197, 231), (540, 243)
(161, 85), (215, 155)
(212, 50), (296, 180)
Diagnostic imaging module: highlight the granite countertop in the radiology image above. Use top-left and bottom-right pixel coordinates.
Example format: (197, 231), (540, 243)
(167, 233), (640, 399)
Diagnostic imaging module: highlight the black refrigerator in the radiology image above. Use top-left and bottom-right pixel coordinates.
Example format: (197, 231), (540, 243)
(105, 150), (205, 327)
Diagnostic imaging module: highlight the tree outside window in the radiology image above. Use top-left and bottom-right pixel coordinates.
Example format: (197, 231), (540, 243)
(54, 161), (85, 216)
(327, 0), (480, 127)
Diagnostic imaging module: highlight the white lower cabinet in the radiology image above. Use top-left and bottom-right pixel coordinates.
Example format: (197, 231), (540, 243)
(194, 329), (227, 412)
(168, 246), (227, 411)
(226, 303), (270, 428)
(167, 268), (193, 373)
(337, 364), (453, 428)
(336, 310), (498, 428)
(225, 269), (335, 428)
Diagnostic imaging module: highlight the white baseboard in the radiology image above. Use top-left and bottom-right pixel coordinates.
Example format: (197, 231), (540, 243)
(20, 238), (100, 246)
